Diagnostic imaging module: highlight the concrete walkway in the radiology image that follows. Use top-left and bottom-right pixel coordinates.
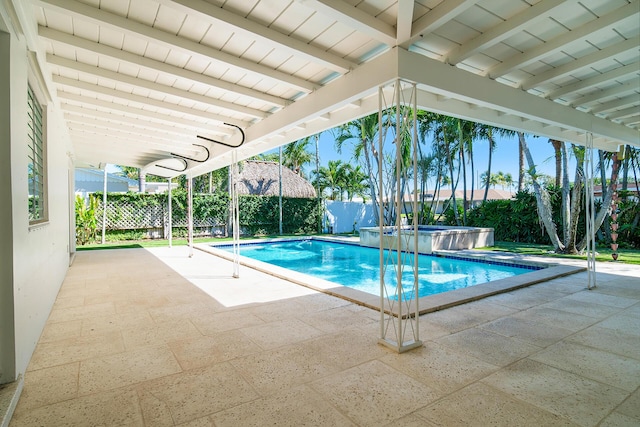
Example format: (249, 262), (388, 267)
(10, 247), (640, 426)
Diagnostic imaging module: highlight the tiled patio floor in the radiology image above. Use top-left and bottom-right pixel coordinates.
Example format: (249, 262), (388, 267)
(10, 246), (640, 426)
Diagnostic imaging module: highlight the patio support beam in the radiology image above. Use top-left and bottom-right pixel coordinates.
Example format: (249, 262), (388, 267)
(187, 174), (193, 258)
(402, 0), (479, 47)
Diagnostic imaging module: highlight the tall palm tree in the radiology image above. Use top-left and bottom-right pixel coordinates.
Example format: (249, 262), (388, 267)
(283, 138), (313, 176)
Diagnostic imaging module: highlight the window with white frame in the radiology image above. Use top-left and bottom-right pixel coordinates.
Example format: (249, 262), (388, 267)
(27, 83), (47, 223)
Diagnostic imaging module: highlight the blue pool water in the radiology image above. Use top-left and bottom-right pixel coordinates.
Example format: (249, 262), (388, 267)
(216, 240), (539, 299)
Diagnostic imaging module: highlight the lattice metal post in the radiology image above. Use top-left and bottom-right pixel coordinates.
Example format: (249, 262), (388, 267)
(231, 150), (240, 278)
(378, 79), (422, 353)
(168, 177), (173, 248)
(584, 132), (597, 289)
(187, 173), (193, 258)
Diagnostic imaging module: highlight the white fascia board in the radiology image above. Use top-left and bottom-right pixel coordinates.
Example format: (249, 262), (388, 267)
(398, 48), (639, 147)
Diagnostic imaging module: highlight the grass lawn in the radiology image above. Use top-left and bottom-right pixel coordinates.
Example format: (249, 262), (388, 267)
(480, 241), (640, 265)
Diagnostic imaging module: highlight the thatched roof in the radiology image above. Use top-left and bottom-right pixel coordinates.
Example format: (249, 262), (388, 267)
(233, 161), (317, 198)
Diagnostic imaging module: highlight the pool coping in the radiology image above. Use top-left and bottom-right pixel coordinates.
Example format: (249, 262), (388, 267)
(195, 237), (586, 317)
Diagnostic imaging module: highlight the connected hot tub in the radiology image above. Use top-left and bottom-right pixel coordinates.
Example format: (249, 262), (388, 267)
(359, 225), (494, 254)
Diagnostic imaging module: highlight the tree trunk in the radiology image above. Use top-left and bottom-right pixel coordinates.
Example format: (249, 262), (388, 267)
(523, 138), (564, 250)
(518, 132), (525, 192)
(445, 139), (460, 226)
(564, 146), (584, 254)
(483, 135), (494, 202)
(577, 154), (622, 252)
(622, 145), (630, 192)
(550, 139), (563, 188)
(560, 142), (570, 247)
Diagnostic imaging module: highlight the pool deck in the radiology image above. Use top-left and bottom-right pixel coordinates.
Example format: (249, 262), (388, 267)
(9, 246), (640, 426)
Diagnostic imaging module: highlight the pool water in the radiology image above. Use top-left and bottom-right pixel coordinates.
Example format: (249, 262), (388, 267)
(217, 240), (537, 299)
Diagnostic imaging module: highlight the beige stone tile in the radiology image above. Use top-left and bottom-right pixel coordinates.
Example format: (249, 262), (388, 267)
(10, 387), (143, 426)
(52, 296), (85, 309)
(136, 363), (258, 425)
(298, 305), (378, 333)
(435, 327), (541, 366)
(79, 345), (182, 394)
(419, 301), (517, 334)
(239, 318), (325, 350)
(242, 298), (311, 322)
(14, 362), (79, 411)
(27, 331), (125, 371)
(417, 382), (578, 427)
(211, 385), (356, 427)
(538, 297), (622, 319)
(39, 319), (82, 343)
(293, 292), (352, 313)
(486, 287), (570, 310)
(380, 341), (499, 394)
(482, 358), (628, 426)
(310, 360), (438, 426)
(121, 318), (202, 349)
(148, 301), (221, 324)
(299, 327), (389, 371)
(382, 414), (439, 427)
(616, 388), (640, 420)
(567, 325), (640, 360)
(169, 330), (261, 370)
(190, 310), (265, 335)
(513, 306), (598, 331)
(563, 290), (637, 308)
(599, 412), (640, 427)
(230, 343), (340, 395)
(480, 316), (573, 347)
(47, 301), (117, 323)
(81, 310), (156, 336)
(137, 387), (174, 427)
(530, 341), (640, 392)
(595, 312), (640, 337)
(176, 417), (215, 426)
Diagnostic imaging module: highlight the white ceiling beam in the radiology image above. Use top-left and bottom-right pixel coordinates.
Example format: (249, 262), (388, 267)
(48, 54), (268, 120)
(447, 0), (569, 65)
(155, 0), (354, 73)
(546, 63), (640, 100)
(522, 36), (640, 90)
(403, 0), (479, 47)
(34, 0), (317, 93)
(590, 95), (640, 115)
(68, 123), (196, 151)
(299, 0), (396, 46)
(488, 1), (639, 78)
(39, 26), (288, 108)
(396, 0), (414, 45)
(52, 75), (250, 127)
(57, 91), (233, 136)
(64, 112), (204, 144)
(571, 82), (639, 107)
(397, 48), (639, 147)
(607, 106), (640, 120)
(63, 104), (198, 137)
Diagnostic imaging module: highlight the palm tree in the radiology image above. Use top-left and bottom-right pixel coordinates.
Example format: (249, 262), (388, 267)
(517, 132), (526, 192)
(283, 138), (312, 176)
(314, 160), (348, 200)
(549, 139), (563, 188)
(343, 164), (369, 201)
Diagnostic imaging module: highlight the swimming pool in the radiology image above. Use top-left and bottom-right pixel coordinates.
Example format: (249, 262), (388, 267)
(215, 239), (539, 299)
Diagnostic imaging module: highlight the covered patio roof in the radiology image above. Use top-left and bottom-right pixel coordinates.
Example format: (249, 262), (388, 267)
(18, 0), (640, 176)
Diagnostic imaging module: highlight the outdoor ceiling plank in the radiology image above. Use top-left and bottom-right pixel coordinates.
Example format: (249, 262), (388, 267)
(52, 75), (250, 127)
(34, 0), (317, 92)
(57, 91), (234, 137)
(395, 0), (413, 45)
(397, 47), (639, 147)
(403, 0), (479, 47)
(446, 0), (569, 65)
(522, 36), (640, 91)
(487, 1), (640, 79)
(571, 82), (639, 107)
(68, 122), (198, 149)
(48, 54), (269, 119)
(606, 106), (640, 120)
(39, 26), (289, 108)
(299, 0), (396, 46)
(154, 0), (355, 73)
(589, 95), (640, 115)
(546, 63), (640, 100)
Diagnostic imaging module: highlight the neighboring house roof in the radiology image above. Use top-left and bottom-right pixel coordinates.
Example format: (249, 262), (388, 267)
(593, 184), (639, 197)
(233, 161), (316, 198)
(75, 168), (138, 192)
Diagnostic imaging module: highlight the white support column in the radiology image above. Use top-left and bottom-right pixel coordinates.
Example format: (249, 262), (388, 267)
(585, 132), (597, 289)
(378, 79), (422, 353)
(101, 165), (107, 244)
(187, 173), (193, 258)
(231, 150), (240, 278)
(167, 177), (172, 248)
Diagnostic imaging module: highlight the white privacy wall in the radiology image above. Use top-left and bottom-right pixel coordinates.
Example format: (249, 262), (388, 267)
(0, 6), (74, 386)
(324, 201), (377, 233)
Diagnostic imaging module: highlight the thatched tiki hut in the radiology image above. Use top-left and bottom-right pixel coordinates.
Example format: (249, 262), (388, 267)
(233, 160), (316, 198)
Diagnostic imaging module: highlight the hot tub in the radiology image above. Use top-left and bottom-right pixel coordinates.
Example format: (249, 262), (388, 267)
(359, 225), (494, 254)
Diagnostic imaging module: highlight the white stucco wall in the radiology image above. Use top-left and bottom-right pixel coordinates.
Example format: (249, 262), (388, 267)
(324, 200), (377, 233)
(0, 8), (73, 385)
